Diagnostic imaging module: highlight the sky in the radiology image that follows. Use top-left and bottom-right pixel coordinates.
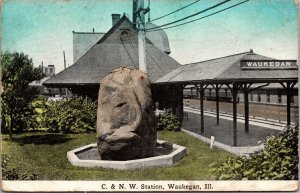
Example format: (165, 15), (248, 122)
(1, 0), (298, 73)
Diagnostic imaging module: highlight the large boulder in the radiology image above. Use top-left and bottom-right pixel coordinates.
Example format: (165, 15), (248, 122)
(96, 67), (157, 160)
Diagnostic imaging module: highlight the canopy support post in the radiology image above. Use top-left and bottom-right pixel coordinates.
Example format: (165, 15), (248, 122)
(280, 81), (297, 126)
(216, 85), (220, 125)
(244, 89), (249, 133)
(200, 84), (204, 133)
(226, 83), (241, 146)
(211, 83), (222, 125)
(232, 84), (238, 146)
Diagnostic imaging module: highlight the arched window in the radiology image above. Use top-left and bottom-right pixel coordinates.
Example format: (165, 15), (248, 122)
(120, 31), (129, 43)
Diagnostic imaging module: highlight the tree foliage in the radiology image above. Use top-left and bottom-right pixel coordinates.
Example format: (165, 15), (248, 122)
(1, 52), (44, 138)
(210, 125), (298, 180)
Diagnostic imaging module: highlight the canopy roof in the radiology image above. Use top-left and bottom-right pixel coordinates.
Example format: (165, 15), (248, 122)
(156, 51), (298, 84)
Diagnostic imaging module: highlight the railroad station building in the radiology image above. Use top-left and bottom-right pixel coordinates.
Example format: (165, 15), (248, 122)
(44, 13), (298, 150)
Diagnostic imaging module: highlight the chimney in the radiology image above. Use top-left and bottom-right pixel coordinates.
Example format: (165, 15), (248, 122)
(112, 14), (121, 26)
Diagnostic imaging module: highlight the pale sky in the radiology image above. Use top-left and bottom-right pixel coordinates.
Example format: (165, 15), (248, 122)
(2, 0), (298, 73)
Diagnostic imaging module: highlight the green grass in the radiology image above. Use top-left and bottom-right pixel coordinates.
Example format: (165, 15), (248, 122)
(2, 131), (232, 180)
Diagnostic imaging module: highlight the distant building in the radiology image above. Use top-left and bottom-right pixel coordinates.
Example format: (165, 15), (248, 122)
(73, 31), (105, 63)
(42, 64), (55, 77)
(30, 65), (66, 97)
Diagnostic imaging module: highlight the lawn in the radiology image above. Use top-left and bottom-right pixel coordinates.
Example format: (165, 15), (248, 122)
(2, 131), (232, 180)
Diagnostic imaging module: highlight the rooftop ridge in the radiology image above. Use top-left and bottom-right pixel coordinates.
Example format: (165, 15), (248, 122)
(182, 51), (251, 66)
(73, 31), (106, 34)
(96, 15), (132, 45)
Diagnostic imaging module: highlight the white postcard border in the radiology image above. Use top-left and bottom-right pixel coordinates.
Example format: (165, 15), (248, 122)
(1, 180), (298, 192)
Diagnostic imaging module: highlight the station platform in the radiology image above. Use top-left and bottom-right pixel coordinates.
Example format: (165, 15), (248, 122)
(182, 107), (285, 148)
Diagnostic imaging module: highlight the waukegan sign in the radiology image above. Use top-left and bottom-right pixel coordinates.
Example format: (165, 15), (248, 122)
(241, 60), (298, 70)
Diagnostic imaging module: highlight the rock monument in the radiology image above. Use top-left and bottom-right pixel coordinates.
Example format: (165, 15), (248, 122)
(96, 67), (157, 161)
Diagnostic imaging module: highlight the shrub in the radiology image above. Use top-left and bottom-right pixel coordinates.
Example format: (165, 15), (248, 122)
(27, 97), (51, 131)
(47, 97), (97, 133)
(157, 113), (180, 131)
(210, 125), (298, 180)
(28, 96), (97, 133)
(2, 154), (19, 180)
(2, 154), (41, 180)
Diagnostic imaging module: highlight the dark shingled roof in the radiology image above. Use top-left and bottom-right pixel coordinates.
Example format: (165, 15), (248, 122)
(156, 51), (298, 84)
(44, 15), (181, 87)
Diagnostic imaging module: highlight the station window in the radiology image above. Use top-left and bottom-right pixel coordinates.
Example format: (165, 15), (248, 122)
(290, 95), (294, 104)
(250, 93), (253, 101)
(278, 94), (282, 104)
(257, 94), (261, 102)
(266, 92), (270, 103)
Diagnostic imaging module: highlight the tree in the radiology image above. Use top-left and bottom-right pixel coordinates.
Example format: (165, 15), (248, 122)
(1, 52), (44, 139)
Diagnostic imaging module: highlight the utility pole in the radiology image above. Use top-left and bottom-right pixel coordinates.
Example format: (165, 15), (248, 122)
(41, 61), (44, 74)
(134, 0), (149, 73)
(133, 0), (138, 29)
(63, 51), (68, 99)
(63, 51), (66, 70)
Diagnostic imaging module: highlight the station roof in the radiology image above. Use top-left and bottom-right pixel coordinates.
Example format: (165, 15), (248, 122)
(44, 44), (180, 87)
(44, 15), (180, 87)
(156, 51), (298, 84)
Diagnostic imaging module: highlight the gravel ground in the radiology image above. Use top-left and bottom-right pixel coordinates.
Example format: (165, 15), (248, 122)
(182, 112), (280, 146)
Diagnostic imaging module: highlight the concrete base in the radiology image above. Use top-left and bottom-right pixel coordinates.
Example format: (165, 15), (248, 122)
(67, 140), (186, 170)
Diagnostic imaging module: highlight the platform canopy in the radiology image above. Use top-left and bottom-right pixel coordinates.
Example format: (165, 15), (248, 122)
(156, 50), (298, 147)
(156, 51), (298, 84)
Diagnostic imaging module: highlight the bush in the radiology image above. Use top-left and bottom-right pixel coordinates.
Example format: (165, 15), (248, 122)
(28, 96), (97, 133)
(2, 154), (19, 180)
(47, 97), (97, 133)
(210, 125), (298, 180)
(157, 113), (180, 131)
(2, 154), (41, 180)
(27, 97), (52, 131)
